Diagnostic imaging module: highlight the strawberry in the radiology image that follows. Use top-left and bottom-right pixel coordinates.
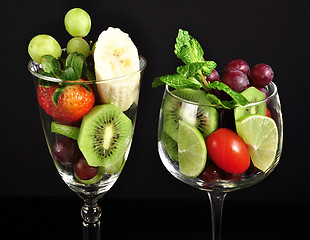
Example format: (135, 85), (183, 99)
(37, 83), (95, 124)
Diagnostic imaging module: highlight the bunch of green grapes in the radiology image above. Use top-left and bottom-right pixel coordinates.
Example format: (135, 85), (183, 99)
(28, 8), (92, 63)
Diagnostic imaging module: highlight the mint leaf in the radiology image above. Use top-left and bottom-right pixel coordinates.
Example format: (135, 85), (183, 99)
(177, 61), (217, 78)
(174, 29), (204, 64)
(154, 74), (201, 89)
(41, 55), (62, 78)
(206, 93), (237, 109)
(202, 61), (217, 76)
(207, 81), (248, 106)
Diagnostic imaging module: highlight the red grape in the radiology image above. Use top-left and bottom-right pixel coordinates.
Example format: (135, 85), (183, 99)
(74, 156), (98, 180)
(250, 63), (274, 87)
(53, 136), (79, 166)
(224, 59), (250, 76)
(206, 69), (220, 83)
(221, 70), (250, 92)
(199, 161), (222, 182)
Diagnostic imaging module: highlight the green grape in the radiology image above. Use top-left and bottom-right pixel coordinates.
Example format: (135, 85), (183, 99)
(28, 34), (62, 63)
(67, 37), (90, 58)
(64, 8), (91, 37)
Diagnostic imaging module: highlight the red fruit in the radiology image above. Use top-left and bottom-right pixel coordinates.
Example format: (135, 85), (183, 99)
(37, 85), (59, 119)
(266, 108), (271, 117)
(206, 69), (220, 83)
(206, 128), (250, 174)
(57, 85), (95, 123)
(250, 63), (274, 87)
(224, 59), (250, 76)
(221, 70), (250, 92)
(37, 83), (95, 124)
(74, 157), (98, 180)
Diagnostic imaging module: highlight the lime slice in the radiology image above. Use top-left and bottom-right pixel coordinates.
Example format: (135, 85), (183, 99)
(178, 120), (207, 177)
(236, 115), (278, 172)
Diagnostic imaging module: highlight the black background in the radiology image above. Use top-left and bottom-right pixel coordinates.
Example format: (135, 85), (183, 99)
(1, 0), (309, 238)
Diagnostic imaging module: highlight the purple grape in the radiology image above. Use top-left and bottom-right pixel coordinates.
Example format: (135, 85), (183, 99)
(199, 161), (222, 182)
(221, 70), (250, 92)
(53, 136), (79, 166)
(224, 59), (250, 76)
(74, 156), (98, 180)
(250, 63), (274, 87)
(206, 69), (220, 83)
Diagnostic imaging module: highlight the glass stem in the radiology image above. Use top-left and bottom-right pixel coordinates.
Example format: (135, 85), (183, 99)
(81, 199), (102, 240)
(208, 191), (227, 240)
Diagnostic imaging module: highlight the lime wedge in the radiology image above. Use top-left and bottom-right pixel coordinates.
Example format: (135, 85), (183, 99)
(236, 115), (278, 172)
(178, 120), (207, 177)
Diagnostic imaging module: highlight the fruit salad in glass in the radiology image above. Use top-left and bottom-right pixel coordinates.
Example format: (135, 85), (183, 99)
(28, 8), (146, 239)
(153, 29), (282, 239)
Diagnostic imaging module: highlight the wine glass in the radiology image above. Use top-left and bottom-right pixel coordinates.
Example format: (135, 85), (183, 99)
(157, 82), (283, 240)
(28, 55), (146, 240)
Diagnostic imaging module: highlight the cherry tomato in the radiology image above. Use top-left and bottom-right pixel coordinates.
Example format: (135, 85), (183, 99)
(206, 128), (250, 174)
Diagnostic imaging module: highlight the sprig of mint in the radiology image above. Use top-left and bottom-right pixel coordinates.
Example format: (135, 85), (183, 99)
(152, 29), (248, 108)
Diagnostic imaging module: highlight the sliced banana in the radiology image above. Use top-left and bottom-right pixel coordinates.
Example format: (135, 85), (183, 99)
(94, 27), (140, 111)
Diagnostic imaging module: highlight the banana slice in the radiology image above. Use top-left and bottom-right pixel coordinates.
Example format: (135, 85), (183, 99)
(94, 27), (140, 111)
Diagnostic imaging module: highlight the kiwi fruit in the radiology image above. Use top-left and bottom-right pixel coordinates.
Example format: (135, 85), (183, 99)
(51, 121), (80, 140)
(234, 87), (267, 121)
(78, 104), (132, 172)
(161, 131), (178, 161)
(163, 88), (218, 141)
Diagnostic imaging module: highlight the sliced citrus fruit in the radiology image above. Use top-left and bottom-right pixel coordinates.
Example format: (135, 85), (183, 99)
(236, 115), (278, 172)
(178, 120), (207, 177)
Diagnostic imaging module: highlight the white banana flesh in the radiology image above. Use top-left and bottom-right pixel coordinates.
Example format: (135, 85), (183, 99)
(94, 27), (140, 111)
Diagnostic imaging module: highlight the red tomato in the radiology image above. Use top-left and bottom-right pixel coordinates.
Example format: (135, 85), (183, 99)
(206, 128), (250, 174)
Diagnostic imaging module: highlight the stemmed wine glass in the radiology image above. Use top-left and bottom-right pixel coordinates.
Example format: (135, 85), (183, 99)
(157, 82), (283, 240)
(28, 55), (146, 240)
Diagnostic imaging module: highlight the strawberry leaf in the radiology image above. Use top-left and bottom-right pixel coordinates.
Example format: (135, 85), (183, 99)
(52, 85), (66, 107)
(41, 55), (62, 78)
(65, 52), (85, 80)
(62, 66), (77, 80)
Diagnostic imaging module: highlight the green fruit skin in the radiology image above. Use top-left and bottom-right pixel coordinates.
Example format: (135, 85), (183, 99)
(64, 8), (91, 37)
(234, 87), (267, 121)
(28, 34), (62, 63)
(67, 37), (90, 58)
(51, 122), (80, 140)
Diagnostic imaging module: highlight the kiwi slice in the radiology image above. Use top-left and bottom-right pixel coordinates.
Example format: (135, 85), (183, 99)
(51, 122), (80, 140)
(234, 87), (267, 121)
(161, 131), (178, 161)
(78, 104), (132, 171)
(163, 88), (218, 141)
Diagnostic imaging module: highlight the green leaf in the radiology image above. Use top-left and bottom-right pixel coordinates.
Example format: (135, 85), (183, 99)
(177, 61), (217, 78)
(65, 52), (85, 80)
(41, 55), (62, 78)
(155, 74), (201, 90)
(62, 66), (76, 80)
(152, 76), (166, 88)
(207, 81), (248, 106)
(201, 61), (217, 76)
(52, 85), (66, 107)
(174, 29), (204, 64)
(206, 93), (237, 109)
